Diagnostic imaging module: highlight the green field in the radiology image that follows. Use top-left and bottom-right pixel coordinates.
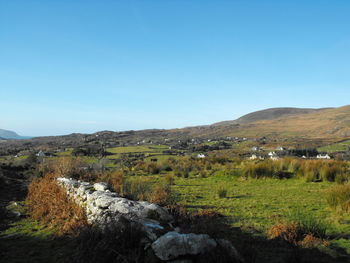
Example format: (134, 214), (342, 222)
(318, 139), (350, 153)
(127, 172), (350, 259)
(106, 145), (169, 154)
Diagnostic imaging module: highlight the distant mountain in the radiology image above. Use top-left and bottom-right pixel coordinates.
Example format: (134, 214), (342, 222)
(1, 105), (350, 153)
(208, 105), (350, 141)
(213, 107), (331, 126)
(0, 129), (27, 139)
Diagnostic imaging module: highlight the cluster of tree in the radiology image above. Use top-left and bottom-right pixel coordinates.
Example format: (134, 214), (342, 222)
(72, 146), (108, 157)
(190, 141), (232, 152)
(285, 148), (319, 158)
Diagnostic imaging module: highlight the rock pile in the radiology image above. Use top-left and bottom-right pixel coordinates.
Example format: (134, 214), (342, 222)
(57, 177), (243, 262)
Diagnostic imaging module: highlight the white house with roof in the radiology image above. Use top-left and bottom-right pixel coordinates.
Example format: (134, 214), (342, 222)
(317, 154), (331, 159)
(36, 150), (46, 157)
(268, 151), (280, 161)
(249, 154), (264, 160)
(276, 146), (285, 151)
(197, 153), (206, 158)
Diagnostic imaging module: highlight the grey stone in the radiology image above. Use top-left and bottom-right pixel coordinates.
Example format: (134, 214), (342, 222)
(93, 182), (109, 191)
(151, 231), (217, 260)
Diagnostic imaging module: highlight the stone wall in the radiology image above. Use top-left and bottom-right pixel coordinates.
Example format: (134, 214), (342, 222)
(57, 177), (243, 262)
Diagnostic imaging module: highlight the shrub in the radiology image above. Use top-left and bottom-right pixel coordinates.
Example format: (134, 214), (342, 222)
(183, 171), (189, 178)
(320, 164), (345, 182)
(146, 162), (161, 174)
(242, 161), (275, 179)
(37, 157), (91, 180)
(217, 186), (228, 198)
(327, 183), (350, 212)
(26, 173), (87, 235)
(299, 234), (323, 248)
(267, 223), (301, 244)
(199, 170), (208, 178)
(288, 209), (328, 239)
(267, 223), (324, 248)
(149, 184), (177, 206)
(165, 173), (175, 185)
(123, 177), (153, 201)
(105, 170), (125, 194)
(268, 209), (329, 247)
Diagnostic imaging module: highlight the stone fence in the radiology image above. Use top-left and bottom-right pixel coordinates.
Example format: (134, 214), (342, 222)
(57, 177), (243, 262)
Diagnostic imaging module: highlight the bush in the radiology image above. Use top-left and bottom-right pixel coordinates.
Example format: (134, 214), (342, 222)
(26, 173), (87, 235)
(217, 186), (228, 198)
(267, 223), (301, 244)
(320, 163), (345, 182)
(165, 173), (175, 185)
(267, 222), (325, 248)
(242, 161), (275, 179)
(327, 183), (350, 212)
(123, 177), (153, 201)
(288, 209), (329, 239)
(104, 170), (125, 194)
(37, 157), (91, 180)
(149, 184), (177, 206)
(268, 208), (329, 247)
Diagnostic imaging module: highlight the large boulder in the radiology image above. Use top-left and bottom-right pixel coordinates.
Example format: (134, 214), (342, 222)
(151, 231), (217, 261)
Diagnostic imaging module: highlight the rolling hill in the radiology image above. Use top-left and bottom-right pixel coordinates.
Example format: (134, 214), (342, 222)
(0, 129), (22, 139)
(1, 105), (349, 153)
(209, 105), (350, 141)
(213, 107), (331, 126)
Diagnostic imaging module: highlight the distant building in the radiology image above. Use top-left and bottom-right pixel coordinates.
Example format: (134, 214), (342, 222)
(249, 154), (257, 160)
(317, 154), (331, 159)
(251, 146), (260, 151)
(268, 151), (280, 161)
(36, 150), (46, 157)
(276, 146), (285, 151)
(197, 153), (206, 158)
(268, 151), (276, 157)
(249, 154), (264, 160)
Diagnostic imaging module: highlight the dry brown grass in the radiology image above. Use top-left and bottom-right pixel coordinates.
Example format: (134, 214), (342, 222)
(37, 157), (97, 181)
(267, 223), (301, 245)
(165, 173), (175, 185)
(26, 173), (87, 235)
(104, 170), (125, 194)
(298, 234), (323, 248)
(267, 222), (328, 248)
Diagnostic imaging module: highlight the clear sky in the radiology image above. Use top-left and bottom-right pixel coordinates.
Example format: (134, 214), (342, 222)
(1, 0), (350, 136)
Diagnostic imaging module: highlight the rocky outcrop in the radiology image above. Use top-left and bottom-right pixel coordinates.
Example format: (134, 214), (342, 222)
(57, 177), (243, 262)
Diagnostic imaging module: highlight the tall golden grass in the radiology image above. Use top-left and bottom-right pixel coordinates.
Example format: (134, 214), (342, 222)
(242, 158), (349, 182)
(327, 183), (350, 212)
(26, 173), (87, 235)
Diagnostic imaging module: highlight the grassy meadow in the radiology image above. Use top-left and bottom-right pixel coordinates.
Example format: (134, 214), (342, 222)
(2, 144), (350, 262)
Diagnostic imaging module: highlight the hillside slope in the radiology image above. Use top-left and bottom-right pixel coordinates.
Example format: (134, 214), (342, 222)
(0, 129), (21, 139)
(1, 105), (349, 153)
(217, 105), (350, 140)
(213, 107), (330, 126)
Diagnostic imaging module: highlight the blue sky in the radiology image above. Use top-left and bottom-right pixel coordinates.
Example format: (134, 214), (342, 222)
(1, 0), (350, 136)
